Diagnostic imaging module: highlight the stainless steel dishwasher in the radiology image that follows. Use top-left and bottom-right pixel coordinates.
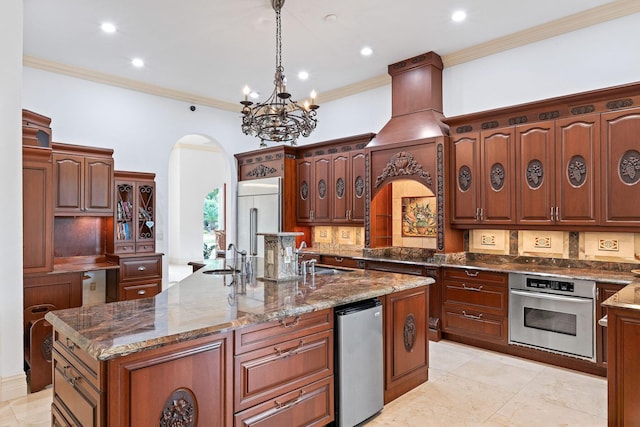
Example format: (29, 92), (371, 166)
(335, 298), (384, 426)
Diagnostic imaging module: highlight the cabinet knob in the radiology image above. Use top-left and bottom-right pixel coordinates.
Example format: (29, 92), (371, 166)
(137, 266), (146, 271)
(137, 290), (146, 295)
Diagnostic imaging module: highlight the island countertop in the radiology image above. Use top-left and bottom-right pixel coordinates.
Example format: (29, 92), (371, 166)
(45, 258), (433, 361)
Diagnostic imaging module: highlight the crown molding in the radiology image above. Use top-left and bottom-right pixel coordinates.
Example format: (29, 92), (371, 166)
(23, 55), (239, 112)
(316, 74), (391, 104)
(442, 0), (640, 67)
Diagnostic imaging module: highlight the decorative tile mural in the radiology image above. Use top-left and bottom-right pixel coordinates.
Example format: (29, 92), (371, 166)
(519, 231), (568, 258)
(581, 232), (636, 262)
(469, 230), (509, 255)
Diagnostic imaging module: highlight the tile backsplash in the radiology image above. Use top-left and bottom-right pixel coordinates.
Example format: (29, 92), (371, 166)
(312, 226), (364, 251)
(468, 229), (639, 264)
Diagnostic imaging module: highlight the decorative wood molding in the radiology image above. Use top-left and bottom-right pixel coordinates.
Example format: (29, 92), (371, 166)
(437, 143), (445, 252)
(160, 388), (197, 427)
(403, 314), (417, 352)
(374, 152), (433, 188)
(526, 160), (544, 189)
(246, 164), (277, 178)
(620, 150), (640, 184)
(568, 156), (587, 187)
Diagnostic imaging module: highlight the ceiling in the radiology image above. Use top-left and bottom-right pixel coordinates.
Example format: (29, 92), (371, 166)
(23, 0), (638, 111)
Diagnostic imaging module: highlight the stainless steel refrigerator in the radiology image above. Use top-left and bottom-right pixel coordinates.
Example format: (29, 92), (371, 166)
(237, 177), (282, 257)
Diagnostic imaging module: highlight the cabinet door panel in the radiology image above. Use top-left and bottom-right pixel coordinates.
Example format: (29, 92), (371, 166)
(331, 154), (349, 222)
(313, 157), (331, 222)
(23, 152), (53, 273)
(556, 116), (600, 225)
(481, 129), (515, 224)
(601, 108), (640, 225)
(53, 154), (83, 212)
(84, 157), (113, 212)
(451, 134), (479, 224)
(350, 151), (366, 222)
(516, 124), (555, 224)
(296, 160), (312, 222)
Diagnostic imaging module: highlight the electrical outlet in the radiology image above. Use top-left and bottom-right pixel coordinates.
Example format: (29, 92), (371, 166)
(90, 282), (96, 291)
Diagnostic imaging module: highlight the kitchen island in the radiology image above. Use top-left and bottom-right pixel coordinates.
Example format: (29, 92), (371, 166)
(45, 258), (433, 426)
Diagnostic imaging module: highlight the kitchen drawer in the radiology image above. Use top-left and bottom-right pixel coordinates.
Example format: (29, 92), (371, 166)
(52, 350), (102, 427)
(135, 242), (155, 253)
(234, 376), (334, 427)
(298, 252), (320, 263)
(235, 329), (333, 411)
(443, 268), (507, 286)
(365, 260), (425, 276)
(122, 280), (161, 300)
(235, 309), (333, 354)
(53, 330), (101, 390)
(120, 255), (161, 281)
(52, 397), (75, 427)
(442, 279), (508, 314)
(442, 304), (507, 344)
(114, 243), (135, 254)
(319, 255), (360, 269)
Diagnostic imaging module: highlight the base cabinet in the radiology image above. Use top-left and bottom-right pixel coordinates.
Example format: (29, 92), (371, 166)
(51, 330), (233, 427)
(106, 254), (162, 301)
(382, 285), (429, 404)
(441, 268), (508, 345)
(606, 305), (640, 426)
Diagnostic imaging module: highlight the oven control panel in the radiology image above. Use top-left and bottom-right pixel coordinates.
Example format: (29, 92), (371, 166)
(526, 277), (574, 293)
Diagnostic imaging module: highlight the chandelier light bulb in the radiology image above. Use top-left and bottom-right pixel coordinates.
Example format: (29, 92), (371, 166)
(243, 85), (250, 101)
(310, 90), (317, 103)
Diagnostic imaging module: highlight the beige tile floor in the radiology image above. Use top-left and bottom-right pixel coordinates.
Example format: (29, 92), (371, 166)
(0, 340), (606, 426)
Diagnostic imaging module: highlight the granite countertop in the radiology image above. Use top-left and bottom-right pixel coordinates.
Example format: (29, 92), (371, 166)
(45, 258), (433, 361)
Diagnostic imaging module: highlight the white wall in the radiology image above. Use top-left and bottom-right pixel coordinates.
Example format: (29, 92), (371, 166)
(443, 13), (640, 116)
(6, 11), (640, 387)
(0, 0), (24, 385)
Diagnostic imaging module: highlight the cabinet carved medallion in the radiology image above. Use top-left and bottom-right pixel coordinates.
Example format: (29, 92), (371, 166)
(568, 156), (587, 187)
(374, 151), (433, 188)
(403, 313), (417, 352)
(620, 150), (640, 184)
(355, 176), (365, 198)
(490, 163), (505, 191)
(318, 179), (327, 198)
(526, 160), (544, 189)
(458, 166), (472, 191)
(336, 178), (345, 198)
(41, 333), (53, 362)
(160, 388), (197, 427)
(606, 98), (633, 110)
(300, 181), (309, 200)
(571, 105), (595, 115)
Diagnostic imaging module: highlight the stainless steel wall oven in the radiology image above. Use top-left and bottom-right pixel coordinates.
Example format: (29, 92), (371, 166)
(509, 273), (595, 361)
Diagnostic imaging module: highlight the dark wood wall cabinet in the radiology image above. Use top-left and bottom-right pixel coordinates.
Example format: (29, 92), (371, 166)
(51, 142), (114, 216)
(446, 82), (640, 231)
(295, 133), (375, 225)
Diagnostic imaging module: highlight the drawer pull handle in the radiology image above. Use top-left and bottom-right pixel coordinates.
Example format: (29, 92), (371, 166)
(462, 310), (483, 320)
(274, 390), (305, 410)
(62, 366), (81, 387)
(464, 270), (479, 277)
(334, 257), (343, 263)
(137, 290), (147, 295)
(137, 266), (146, 271)
(279, 316), (300, 328)
(462, 284), (483, 292)
(274, 340), (305, 357)
(65, 338), (76, 352)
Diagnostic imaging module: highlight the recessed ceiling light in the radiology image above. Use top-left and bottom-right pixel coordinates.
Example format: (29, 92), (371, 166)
(100, 22), (117, 33)
(298, 71), (309, 80)
(131, 58), (145, 68)
(451, 10), (467, 22)
(360, 46), (373, 57)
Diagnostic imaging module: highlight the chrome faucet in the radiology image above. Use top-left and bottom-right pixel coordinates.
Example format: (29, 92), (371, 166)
(227, 243), (247, 275)
(295, 241), (307, 275)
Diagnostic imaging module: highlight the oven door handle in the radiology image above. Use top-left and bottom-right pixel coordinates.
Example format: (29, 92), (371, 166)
(510, 289), (592, 304)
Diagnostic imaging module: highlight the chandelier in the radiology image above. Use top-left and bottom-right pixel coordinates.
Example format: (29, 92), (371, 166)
(240, 0), (319, 147)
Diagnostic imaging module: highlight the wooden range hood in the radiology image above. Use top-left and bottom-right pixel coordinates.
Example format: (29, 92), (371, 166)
(368, 51), (448, 149)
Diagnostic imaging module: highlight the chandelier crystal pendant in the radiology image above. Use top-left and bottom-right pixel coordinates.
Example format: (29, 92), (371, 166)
(240, 0), (319, 147)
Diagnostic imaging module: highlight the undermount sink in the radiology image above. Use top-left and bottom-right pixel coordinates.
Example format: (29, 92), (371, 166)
(311, 266), (348, 275)
(202, 268), (240, 275)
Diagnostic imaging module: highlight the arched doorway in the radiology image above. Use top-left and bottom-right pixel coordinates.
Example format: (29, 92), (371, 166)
(167, 134), (232, 283)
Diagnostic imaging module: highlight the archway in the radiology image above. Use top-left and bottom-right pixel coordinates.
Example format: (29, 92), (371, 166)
(167, 134), (232, 283)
